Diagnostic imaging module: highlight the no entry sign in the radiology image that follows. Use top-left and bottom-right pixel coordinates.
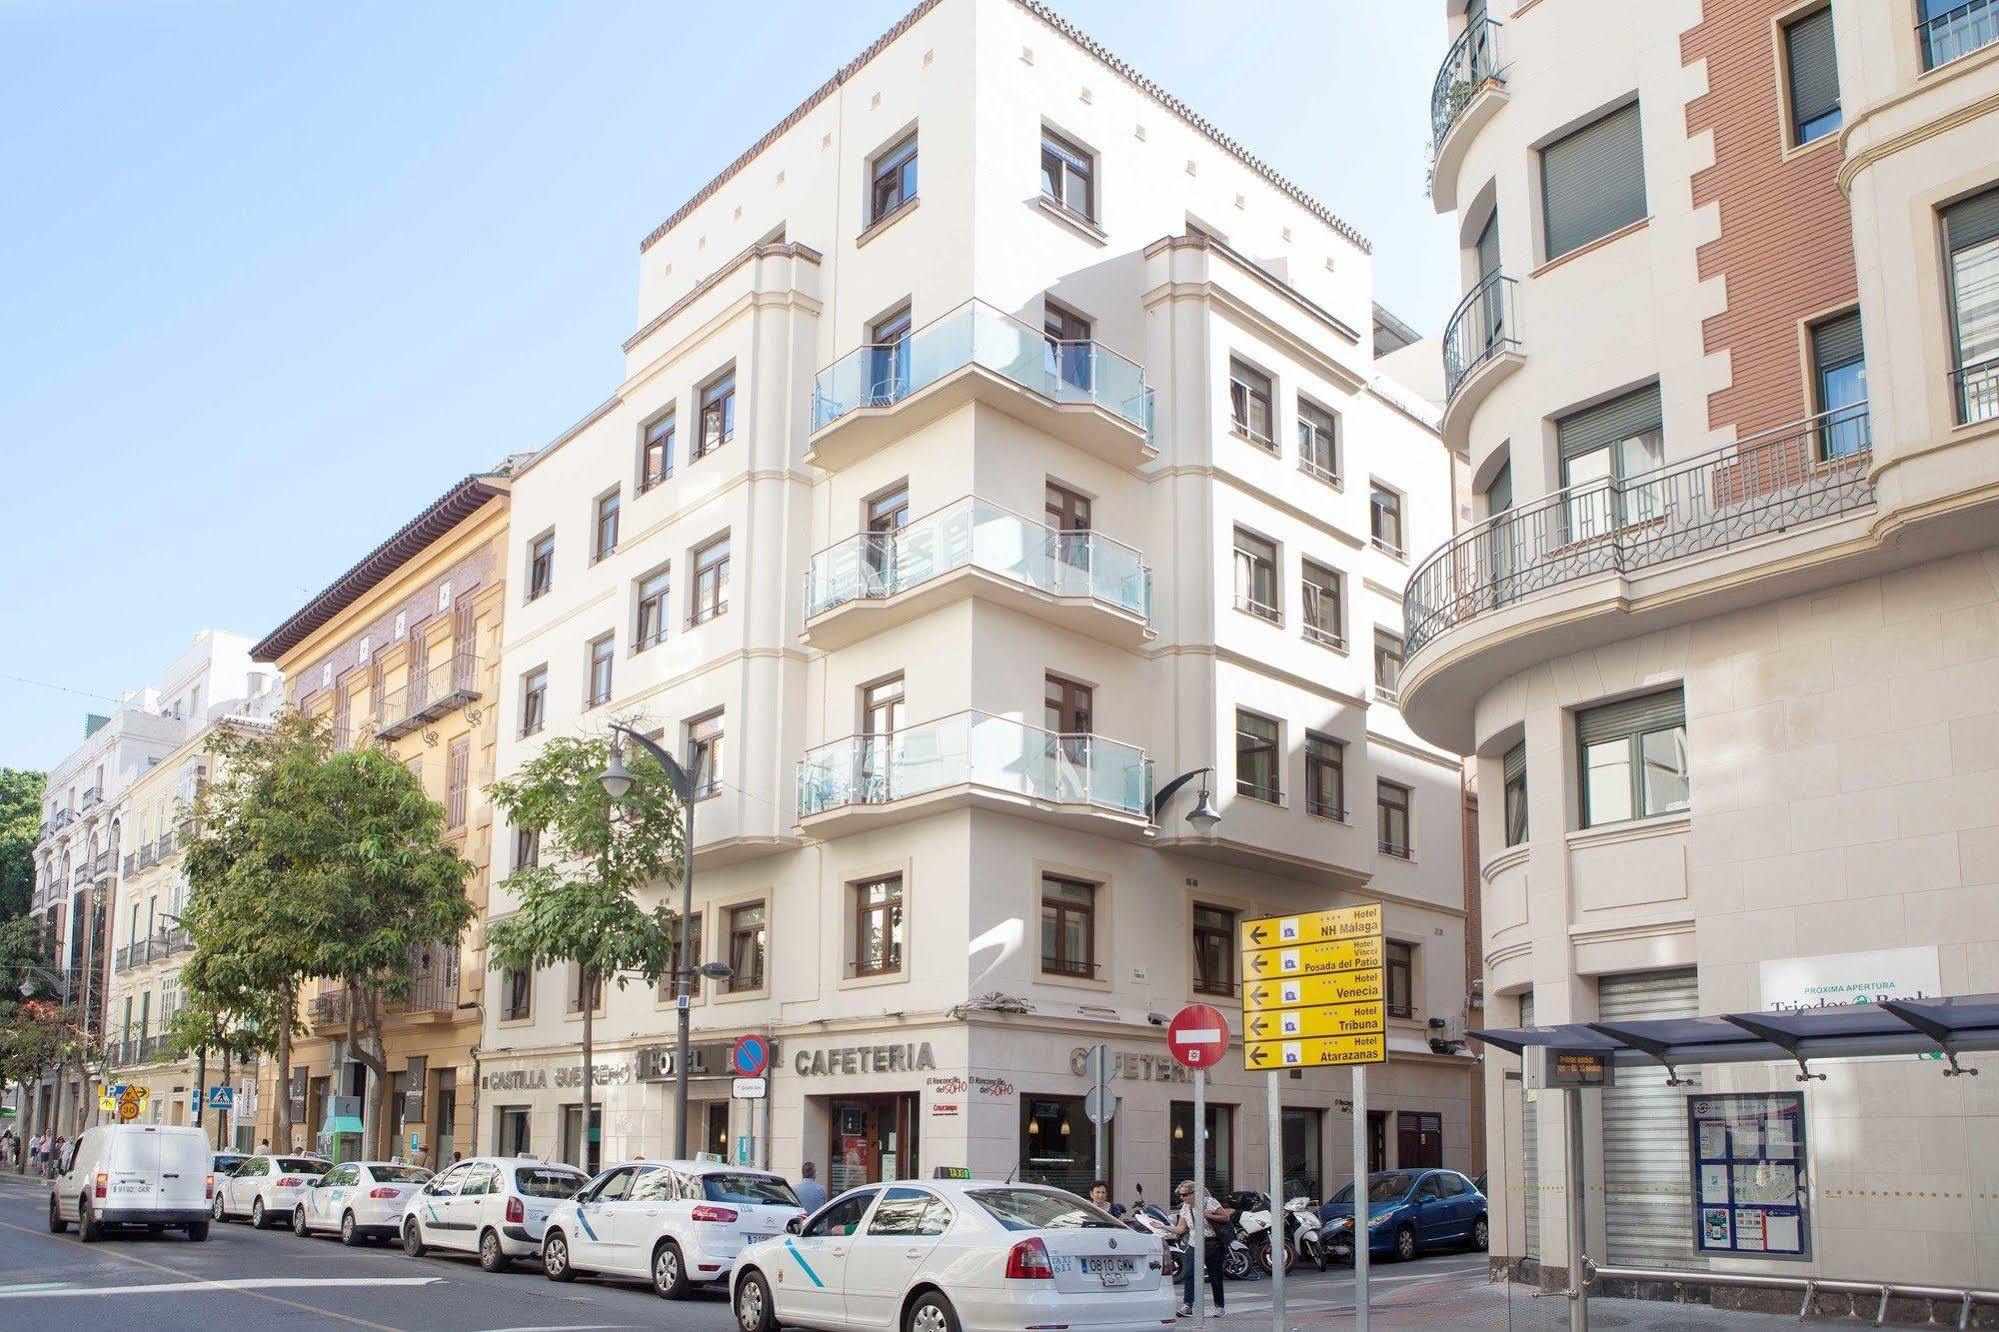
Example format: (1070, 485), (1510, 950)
(1167, 1003), (1231, 1068)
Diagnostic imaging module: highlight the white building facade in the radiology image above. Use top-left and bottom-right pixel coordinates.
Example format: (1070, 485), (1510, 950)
(1417, 0), (1999, 1304)
(479, 0), (1472, 1205)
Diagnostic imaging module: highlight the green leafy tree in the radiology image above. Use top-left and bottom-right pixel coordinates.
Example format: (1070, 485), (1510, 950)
(308, 747), (473, 1159)
(485, 731), (683, 1169)
(166, 972), (281, 1151)
(180, 711), (336, 1152)
(0, 914), (84, 1172)
(0, 768), (46, 920)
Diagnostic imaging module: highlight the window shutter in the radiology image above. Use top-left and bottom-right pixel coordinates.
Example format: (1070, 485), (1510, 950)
(1502, 743), (1526, 783)
(1943, 186), (1999, 254)
(1784, 8), (1839, 135)
(1577, 688), (1686, 745)
(1541, 101), (1646, 259)
(1476, 211), (1500, 280)
(1556, 383), (1662, 462)
(1811, 311), (1864, 373)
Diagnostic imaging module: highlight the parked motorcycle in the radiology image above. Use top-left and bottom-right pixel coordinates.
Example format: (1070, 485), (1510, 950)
(1220, 1191), (1291, 1279)
(1125, 1198), (1186, 1275)
(1283, 1195), (1329, 1271)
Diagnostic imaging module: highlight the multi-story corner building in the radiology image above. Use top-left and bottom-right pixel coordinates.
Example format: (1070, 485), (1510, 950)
(248, 468), (515, 1163)
(480, 0), (1472, 1202)
(1418, 0), (1999, 1297)
(101, 683), (281, 1147)
(26, 630), (276, 1136)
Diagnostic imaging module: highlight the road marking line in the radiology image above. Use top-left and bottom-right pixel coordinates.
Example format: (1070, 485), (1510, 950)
(0, 1214), (409, 1330)
(0, 1277), (445, 1300)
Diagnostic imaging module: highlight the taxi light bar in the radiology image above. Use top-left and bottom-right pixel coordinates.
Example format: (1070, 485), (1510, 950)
(691, 1204), (739, 1223)
(94, 1171), (108, 1200)
(1005, 1236), (1054, 1279)
(505, 1196), (525, 1223)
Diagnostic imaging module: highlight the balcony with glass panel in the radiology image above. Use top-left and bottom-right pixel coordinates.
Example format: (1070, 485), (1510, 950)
(803, 497), (1153, 650)
(1920, 0), (1999, 70)
(795, 710), (1154, 839)
(1429, 15), (1507, 212)
(809, 300), (1156, 472)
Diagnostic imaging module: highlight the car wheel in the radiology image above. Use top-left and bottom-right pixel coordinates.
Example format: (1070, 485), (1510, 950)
(186, 1221), (210, 1242)
(652, 1240), (689, 1299)
(47, 1196), (67, 1234)
(78, 1198), (102, 1244)
(403, 1218), (428, 1258)
(340, 1212), (361, 1247)
(478, 1227), (511, 1273)
(1395, 1225), (1417, 1263)
(252, 1198), (268, 1230)
(905, 1290), (961, 1332)
(543, 1230), (576, 1282)
(292, 1205), (309, 1237)
(1473, 1215), (1490, 1252)
(212, 1193), (226, 1221)
(735, 1268), (778, 1332)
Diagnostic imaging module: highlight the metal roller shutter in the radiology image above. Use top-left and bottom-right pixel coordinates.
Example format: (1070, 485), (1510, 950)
(1519, 992), (1538, 1260)
(1576, 688), (1685, 746)
(1598, 970), (1702, 1268)
(1541, 101), (1646, 259)
(1784, 7), (1839, 138)
(1556, 384), (1663, 465)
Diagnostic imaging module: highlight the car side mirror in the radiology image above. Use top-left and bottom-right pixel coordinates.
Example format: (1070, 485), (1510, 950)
(786, 1215), (806, 1235)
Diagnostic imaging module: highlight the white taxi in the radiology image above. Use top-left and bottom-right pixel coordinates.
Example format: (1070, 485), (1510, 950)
(290, 1160), (432, 1245)
(730, 1179), (1174, 1332)
(400, 1155), (590, 1272)
(212, 1153), (330, 1229)
(542, 1159), (804, 1298)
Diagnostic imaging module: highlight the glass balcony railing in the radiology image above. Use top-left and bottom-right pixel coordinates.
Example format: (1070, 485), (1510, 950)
(1921, 0), (1999, 69)
(796, 711), (1153, 821)
(805, 497), (1151, 623)
(811, 299), (1155, 438)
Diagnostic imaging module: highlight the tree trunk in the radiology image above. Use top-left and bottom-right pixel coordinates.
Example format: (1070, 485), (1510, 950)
(17, 1071), (38, 1174)
(274, 982), (294, 1151)
(346, 982), (390, 1162)
(581, 981), (594, 1174)
(221, 1049), (233, 1150)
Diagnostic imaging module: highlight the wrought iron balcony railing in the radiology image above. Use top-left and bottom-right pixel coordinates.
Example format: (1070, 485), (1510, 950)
(310, 988), (350, 1029)
(1403, 405), (1875, 659)
(1431, 16), (1504, 151)
(80, 787), (102, 810)
(812, 300), (1155, 439)
(374, 651), (482, 741)
(797, 711), (1153, 821)
(1952, 354), (1999, 426)
(1443, 272), (1519, 402)
(404, 944), (462, 1014)
(805, 497), (1151, 623)
(1921, 0), (1999, 69)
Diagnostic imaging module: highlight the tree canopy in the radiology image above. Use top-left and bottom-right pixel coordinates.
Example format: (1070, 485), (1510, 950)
(0, 768), (46, 920)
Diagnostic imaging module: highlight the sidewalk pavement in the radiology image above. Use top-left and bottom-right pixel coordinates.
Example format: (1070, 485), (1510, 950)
(1203, 1270), (1944, 1329)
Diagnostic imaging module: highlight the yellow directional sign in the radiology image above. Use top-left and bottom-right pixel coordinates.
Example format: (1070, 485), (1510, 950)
(1243, 969), (1385, 1012)
(1241, 934), (1384, 980)
(1245, 1032), (1388, 1069)
(1239, 904), (1382, 953)
(1245, 999), (1385, 1043)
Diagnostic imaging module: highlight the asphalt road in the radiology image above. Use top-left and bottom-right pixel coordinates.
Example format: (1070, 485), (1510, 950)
(0, 1171), (1487, 1330)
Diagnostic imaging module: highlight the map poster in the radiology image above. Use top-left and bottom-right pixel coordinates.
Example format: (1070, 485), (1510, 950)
(1686, 1092), (1811, 1259)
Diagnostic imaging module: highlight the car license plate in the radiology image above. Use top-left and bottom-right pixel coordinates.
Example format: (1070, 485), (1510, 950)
(746, 1231), (776, 1244)
(1083, 1256), (1134, 1275)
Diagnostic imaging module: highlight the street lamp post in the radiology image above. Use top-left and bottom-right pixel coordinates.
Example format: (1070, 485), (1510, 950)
(1151, 766), (1223, 832)
(599, 724), (700, 1159)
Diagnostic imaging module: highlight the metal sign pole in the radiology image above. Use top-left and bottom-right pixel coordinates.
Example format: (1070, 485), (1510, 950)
(1095, 1050), (1107, 1185)
(1192, 1066), (1207, 1332)
(1567, 1088), (1589, 1332)
(1353, 1063), (1369, 1332)
(1267, 1069), (1285, 1332)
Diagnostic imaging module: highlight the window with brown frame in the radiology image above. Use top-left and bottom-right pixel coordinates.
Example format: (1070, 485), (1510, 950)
(513, 824), (540, 870)
(690, 535), (730, 625)
(1385, 940), (1414, 1018)
(1233, 528), (1280, 621)
(1374, 630), (1405, 700)
(1229, 359), (1275, 446)
(1305, 733), (1345, 820)
(527, 532), (555, 601)
(1369, 484), (1405, 556)
(585, 634), (615, 708)
(1235, 710), (1280, 804)
(1298, 398), (1340, 484)
(519, 667), (548, 737)
(1040, 876), (1097, 978)
(639, 410), (675, 492)
(635, 566), (670, 651)
(870, 132), (918, 224)
(852, 875), (904, 976)
(686, 710), (723, 800)
(593, 491), (620, 562)
(727, 903), (767, 992)
(696, 371), (735, 459)
(566, 965), (602, 1015)
(1040, 128), (1095, 221)
(1192, 904), (1236, 996)
(1301, 560), (1343, 649)
(659, 912), (705, 1002)
(445, 737), (470, 830)
(1378, 780), (1412, 858)
(500, 968), (532, 1022)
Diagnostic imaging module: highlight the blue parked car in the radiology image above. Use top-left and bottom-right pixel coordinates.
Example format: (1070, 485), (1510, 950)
(1317, 1169), (1488, 1263)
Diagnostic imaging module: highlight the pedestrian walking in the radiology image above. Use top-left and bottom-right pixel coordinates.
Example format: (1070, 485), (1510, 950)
(794, 1160), (827, 1213)
(1172, 1178), (1233, 1318)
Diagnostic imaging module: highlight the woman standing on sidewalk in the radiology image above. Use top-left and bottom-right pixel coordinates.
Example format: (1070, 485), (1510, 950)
(1172, 1178), (1234, 1318)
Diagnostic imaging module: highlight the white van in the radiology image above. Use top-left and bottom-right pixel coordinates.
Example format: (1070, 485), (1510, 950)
(49, 1124), (214, 1242)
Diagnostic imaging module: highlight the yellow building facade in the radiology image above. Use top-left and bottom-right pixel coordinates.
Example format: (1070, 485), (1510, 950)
(250, 469), (513, 1163)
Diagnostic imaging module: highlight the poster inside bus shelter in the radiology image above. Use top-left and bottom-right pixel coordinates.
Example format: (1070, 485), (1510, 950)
(1687, 1092), (1811, 1258)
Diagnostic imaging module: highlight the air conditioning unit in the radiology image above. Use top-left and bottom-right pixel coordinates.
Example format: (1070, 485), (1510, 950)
(1427, 1012), (1468, 1043)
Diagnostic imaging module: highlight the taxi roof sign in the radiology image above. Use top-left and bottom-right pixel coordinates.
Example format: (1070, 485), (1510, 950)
(932, 1165), (973, 1179)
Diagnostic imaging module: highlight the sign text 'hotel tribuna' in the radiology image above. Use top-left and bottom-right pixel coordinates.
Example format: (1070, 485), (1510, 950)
(1240, 904), (1389, 1068)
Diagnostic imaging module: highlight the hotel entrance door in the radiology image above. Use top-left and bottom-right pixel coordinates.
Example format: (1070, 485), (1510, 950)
(826, 1094), (919, 1192)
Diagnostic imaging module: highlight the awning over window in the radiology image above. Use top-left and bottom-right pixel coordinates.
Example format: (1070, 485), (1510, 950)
(1469, 993), (1999, 1078)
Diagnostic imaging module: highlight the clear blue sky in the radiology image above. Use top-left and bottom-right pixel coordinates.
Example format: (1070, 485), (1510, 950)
(0, 0), (1454, 773)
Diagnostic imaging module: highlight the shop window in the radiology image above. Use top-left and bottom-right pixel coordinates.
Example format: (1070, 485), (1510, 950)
(1020, 1095), (1100, 1196)
(1170, 1100), (1234, 1194)
(496, 1106), (531, 1156)
(1282, 1107), (1324, 1199)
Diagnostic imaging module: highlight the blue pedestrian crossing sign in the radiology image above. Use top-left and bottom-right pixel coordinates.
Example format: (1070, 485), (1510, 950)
(207, 1086), (235, 1110)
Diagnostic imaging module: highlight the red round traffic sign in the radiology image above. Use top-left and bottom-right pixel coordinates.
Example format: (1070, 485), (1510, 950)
(731, 1034), (771, 1078)
(1166, 1004), (1231, 1068)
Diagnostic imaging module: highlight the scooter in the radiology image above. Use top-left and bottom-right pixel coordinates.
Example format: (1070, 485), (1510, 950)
(1284, 1196), (1329, 1271)
(1221, 1192), (1292, 1279)
(1125, 1195), (1186, 1275)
